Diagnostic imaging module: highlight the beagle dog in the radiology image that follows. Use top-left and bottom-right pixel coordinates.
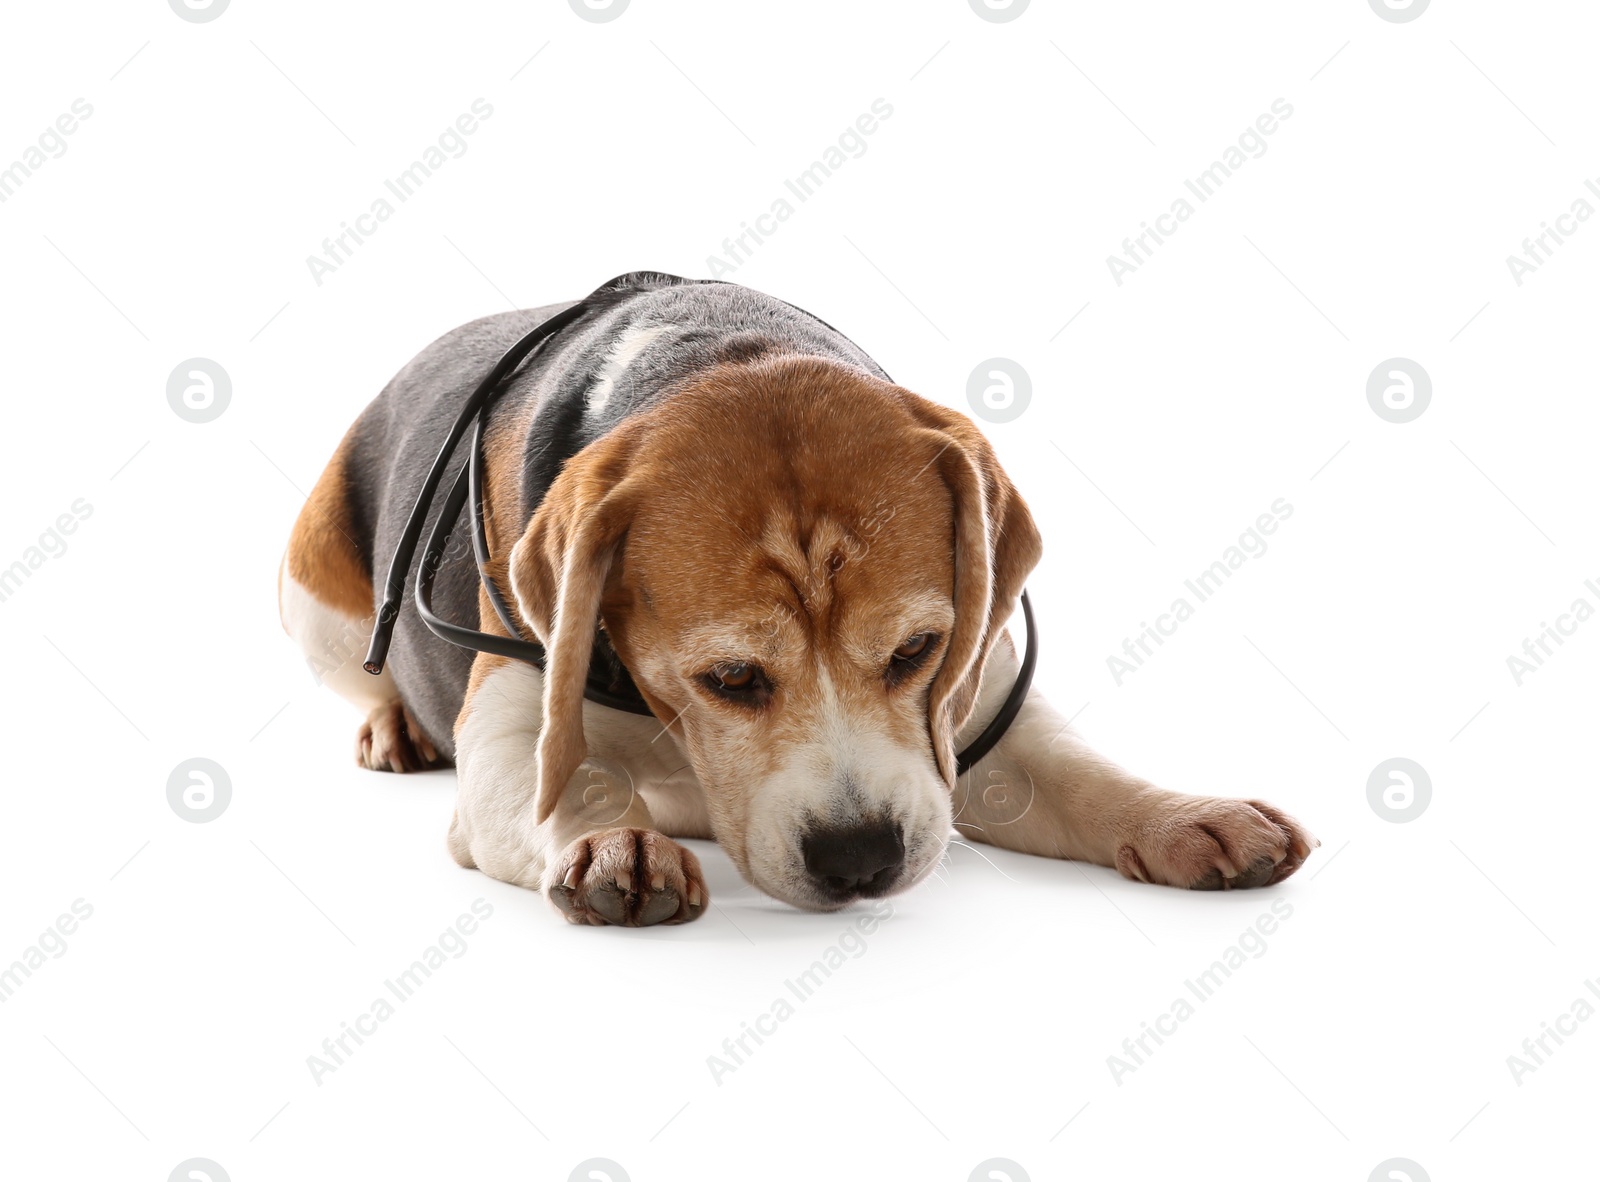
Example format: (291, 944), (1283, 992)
(279, 272), (1316, 926)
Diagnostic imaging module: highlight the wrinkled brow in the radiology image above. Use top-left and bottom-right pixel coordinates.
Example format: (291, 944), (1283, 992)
(755, 512), (876, 624)
(834, 590), (955, 667)
(676, 607), (801, 666)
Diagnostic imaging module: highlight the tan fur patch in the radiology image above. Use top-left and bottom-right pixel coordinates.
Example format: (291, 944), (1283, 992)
(285, 425), (373, 620)
(478, 391), (539, 632)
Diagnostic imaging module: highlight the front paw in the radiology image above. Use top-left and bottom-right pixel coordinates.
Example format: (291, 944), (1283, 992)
(1115, 797), (1317, 890)
(546, 828), (707, 926)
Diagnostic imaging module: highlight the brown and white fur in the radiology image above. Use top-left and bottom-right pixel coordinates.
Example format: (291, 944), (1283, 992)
(279, 278), (1316, 926)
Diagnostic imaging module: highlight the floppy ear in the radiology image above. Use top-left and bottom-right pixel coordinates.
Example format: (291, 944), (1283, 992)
(910, 406), (1042, 786)
(508, 436), (641, 825)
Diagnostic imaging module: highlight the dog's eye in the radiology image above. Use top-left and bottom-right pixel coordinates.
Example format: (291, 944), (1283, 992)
(894, 634), (932, 661)
(886, 633), (938, 685)
(703, 663), (770, 703)
(715, 663), (755, 689)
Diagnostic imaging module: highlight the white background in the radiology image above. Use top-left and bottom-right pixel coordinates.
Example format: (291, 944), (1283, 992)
(1, 1), (1594, 1179)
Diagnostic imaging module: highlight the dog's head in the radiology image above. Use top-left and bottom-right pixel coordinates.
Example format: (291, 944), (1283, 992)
(509, 354), (1040, 909)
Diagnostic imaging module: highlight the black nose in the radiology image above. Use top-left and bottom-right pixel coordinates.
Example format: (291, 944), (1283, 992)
(802, 821), (905, 895)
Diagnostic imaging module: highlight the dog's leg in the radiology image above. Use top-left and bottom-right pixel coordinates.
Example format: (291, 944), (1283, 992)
(954, 633), (1317, 889)
(278, 431), (443, 773)
(278, 555), (444, 772)
(449, 656), (708, 925)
